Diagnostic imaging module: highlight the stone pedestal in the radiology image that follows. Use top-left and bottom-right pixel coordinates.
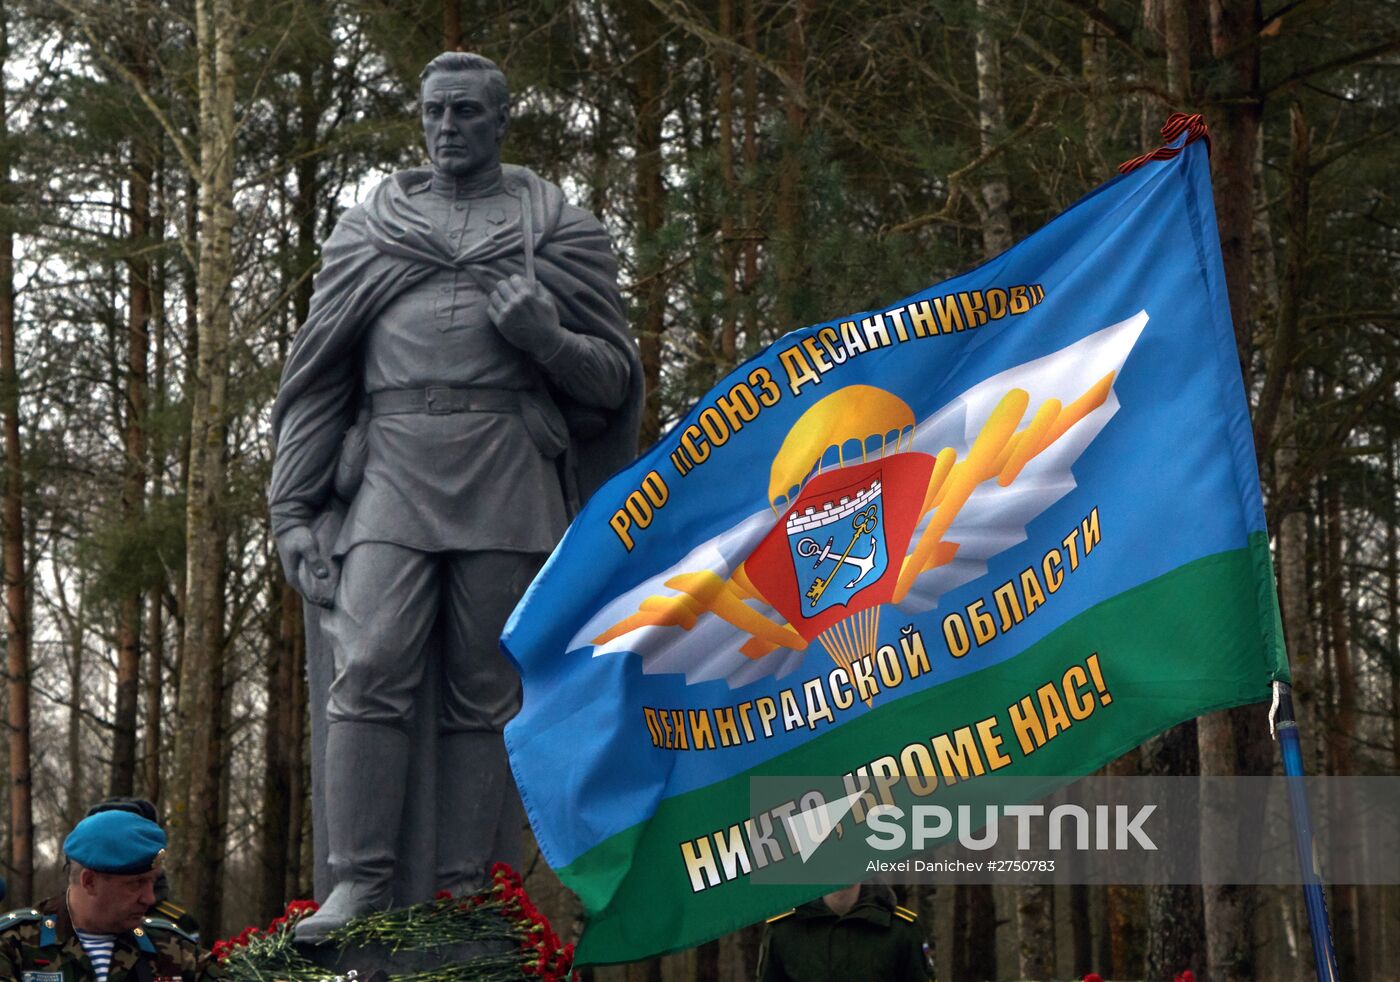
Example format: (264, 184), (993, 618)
(296, 937), (515, 979)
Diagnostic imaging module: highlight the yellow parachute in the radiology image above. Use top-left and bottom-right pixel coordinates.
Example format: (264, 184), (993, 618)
(760, 386), (918, 688)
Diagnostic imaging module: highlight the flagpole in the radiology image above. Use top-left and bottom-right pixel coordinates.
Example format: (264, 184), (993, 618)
(1270, 681), (1339, 982)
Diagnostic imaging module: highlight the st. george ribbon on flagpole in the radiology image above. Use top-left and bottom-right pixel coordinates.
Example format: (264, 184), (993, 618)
(503, 112), (1350, 972)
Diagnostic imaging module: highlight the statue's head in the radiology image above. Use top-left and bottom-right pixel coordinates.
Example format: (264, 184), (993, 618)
(420, 52), (509, 178)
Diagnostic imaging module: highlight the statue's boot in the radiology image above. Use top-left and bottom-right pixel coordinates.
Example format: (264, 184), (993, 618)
(295, 720), (409, 943)
(434, 731), (519, 895)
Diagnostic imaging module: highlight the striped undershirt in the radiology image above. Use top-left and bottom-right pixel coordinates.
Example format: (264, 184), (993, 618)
(74, 928), (116, 982)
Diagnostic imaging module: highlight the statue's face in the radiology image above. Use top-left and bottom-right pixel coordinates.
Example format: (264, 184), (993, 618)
(421, 71), (507, 177)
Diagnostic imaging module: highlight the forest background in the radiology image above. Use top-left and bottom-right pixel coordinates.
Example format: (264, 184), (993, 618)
(0, 0), (1394, 979)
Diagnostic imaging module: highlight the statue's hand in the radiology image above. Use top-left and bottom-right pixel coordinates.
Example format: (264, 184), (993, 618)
(275, 524), (338, 609)
(487, 274), (565, 356)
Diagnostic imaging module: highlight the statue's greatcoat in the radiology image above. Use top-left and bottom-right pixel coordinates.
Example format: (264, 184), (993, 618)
(270, 163), (642, 529)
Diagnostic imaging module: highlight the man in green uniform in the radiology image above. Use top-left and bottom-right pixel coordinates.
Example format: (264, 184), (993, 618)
(0, 810), (223, 981)
(757, 883), (931, 982)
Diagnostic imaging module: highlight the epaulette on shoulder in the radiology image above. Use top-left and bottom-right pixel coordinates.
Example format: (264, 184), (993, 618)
(152, 899), (186, 921)
(0, 908), (42, 930)
(894, 905), (918, 923)
(765, 909), (796, 924)
(141, 916), (197, 944)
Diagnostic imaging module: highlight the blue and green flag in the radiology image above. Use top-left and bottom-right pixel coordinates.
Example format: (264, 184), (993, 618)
(502, 135), (1287, 964)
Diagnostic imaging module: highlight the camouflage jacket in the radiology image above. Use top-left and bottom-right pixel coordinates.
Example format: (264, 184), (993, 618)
(0, 895), (223, 982)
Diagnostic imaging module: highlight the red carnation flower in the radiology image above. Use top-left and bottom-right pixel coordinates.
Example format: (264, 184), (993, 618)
(490, 861), (522, 888)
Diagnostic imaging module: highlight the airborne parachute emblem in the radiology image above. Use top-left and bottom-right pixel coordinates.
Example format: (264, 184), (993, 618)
(745, 387), (935, 679)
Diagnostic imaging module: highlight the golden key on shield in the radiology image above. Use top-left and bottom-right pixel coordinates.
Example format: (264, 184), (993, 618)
(804, 506), (879, 607)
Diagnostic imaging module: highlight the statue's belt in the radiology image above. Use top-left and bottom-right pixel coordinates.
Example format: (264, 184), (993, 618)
(370, 385), (522, 417)
(367, 385), (570, 459)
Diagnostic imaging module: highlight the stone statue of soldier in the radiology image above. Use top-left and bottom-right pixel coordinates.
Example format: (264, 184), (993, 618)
(269, 52), (641, 940)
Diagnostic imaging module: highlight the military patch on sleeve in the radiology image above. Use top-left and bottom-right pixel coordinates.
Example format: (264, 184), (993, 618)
(894, 905), (918, 922)
(22, 971), (63, 982)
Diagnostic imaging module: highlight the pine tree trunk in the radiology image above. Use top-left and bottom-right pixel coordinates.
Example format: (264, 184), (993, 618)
(1198, 709), (1253, 980)
(0, 0), (33, 906)
(112, 118), (154, 798)
(1068, 883), (1092, 977)
(1388, 444), (1400, 975)
(172, 0), (236, 936)
(1084, 3), (1109, 174)
(1377, 439), (1400, 980)
(974, 0), (1012, 257)
(442, 0), (462, 51)
(145, 583), (164, 804)
(774, 0), (812, 330)
(1163, 0), (1191, 103)
(951, 882), (996, 981)
(207, 533), (230, 933)
(716, 0), (738, 369)
(284, 596), (307, 902)
(622, 957), (662, 982)
(1199, 4), (1264, 977)
(1016, 884), (1054, 979)
(969, 9), (1028, 972)
(60, 577), (85, 829)
(1142, 722), (1205, 979)
(261, 577), (305, 915)
(1270, 106), (1320, 773)
(144, 161), (168, 806)
(1389, 441), (1398, 777)
(1093, 885), (1113, 974)
(628, 0), (666, 447)
(259, 574), (296, 919)
(740, 0), (759, 346)
(172, 170), (196, 729)
(1103, 753), (1144, 978)
(1207, 0), (1261, 390)
(1323, 485), (1358, 977)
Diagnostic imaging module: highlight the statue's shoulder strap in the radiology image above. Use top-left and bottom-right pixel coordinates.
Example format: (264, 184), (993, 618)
(518, 183), (536, 285)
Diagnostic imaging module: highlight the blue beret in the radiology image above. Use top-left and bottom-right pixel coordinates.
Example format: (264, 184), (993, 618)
(64, 811), (167, 875)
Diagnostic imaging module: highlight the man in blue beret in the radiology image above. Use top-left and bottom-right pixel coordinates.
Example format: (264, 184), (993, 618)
(87, 797), (200, 940)
(0, 811), (223, 981)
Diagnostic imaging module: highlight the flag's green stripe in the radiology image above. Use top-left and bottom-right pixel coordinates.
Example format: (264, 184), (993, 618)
(566, 536), (1285, 965)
